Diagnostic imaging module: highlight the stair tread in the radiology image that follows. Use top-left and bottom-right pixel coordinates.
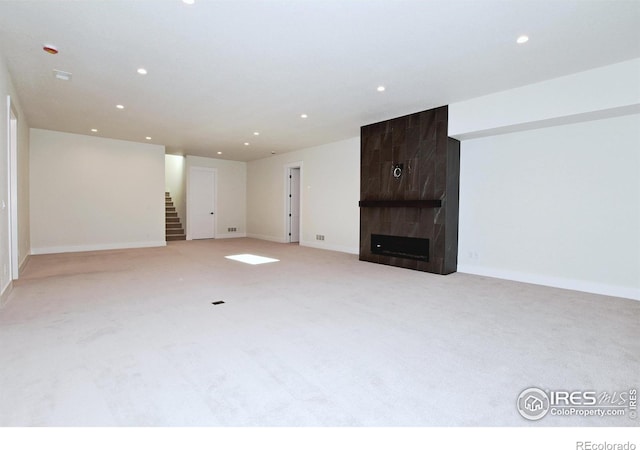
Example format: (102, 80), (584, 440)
(165, 193), (183, 238)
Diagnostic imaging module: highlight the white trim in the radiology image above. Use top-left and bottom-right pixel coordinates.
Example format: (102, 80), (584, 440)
(457, 264), (640, 301)
(247, 235), (358, 253)
(19, 254), (29, 272)
(215, 233), (247, 239)
(7, 96), (18, 280)
(246, 233), (287, 243)
(0, 279), (13, 308)
(284, 161), (303, 243)
(300, 240), (359, 255)
(31, 241), (166, 255)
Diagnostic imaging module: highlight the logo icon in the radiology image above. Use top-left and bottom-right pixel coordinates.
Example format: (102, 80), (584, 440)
(517, 387), (550, 420)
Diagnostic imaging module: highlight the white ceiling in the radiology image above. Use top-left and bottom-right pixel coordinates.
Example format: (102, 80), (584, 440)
(0, 0), (638, 161)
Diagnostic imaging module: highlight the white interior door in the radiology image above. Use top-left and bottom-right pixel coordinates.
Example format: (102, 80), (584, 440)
(189, 167), (216, 239)
(289, 168), (300, 243)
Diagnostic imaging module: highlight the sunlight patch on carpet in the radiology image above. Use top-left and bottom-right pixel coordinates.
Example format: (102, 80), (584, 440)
(225, 254), (280, 265)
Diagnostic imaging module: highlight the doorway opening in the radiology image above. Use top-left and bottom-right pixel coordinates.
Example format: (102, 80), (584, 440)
(285, 163), (302, 244)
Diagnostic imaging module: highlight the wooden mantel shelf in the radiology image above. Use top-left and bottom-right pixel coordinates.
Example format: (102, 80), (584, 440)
(358, 199), (442, 208)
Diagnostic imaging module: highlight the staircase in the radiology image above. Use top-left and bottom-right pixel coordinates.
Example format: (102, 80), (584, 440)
(165, 192), (186, 241)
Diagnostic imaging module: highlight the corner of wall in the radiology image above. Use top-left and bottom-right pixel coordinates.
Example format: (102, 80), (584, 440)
(0, 280), (12, 308)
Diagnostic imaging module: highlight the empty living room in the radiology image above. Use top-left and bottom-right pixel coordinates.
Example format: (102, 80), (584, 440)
(0, 1), (638, 448)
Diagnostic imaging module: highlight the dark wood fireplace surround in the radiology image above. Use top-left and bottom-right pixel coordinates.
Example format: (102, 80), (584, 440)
(359, 105), (460, 274)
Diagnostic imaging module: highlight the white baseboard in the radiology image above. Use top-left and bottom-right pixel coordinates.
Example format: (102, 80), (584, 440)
(246, 233), (287, 243)
(19, 254), (30, 273)
(246, 235), (358, 254)
(215, 233), (247, 239)
(31, 241), (167, 255)
(0, 280), (13, 308)
(300, 240), (359, 255)
(1, 255), (29, 306)
(457, 264), (640, 301)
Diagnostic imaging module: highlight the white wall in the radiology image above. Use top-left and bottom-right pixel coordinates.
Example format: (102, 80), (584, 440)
(247, 138), (360, 254)
(30, 129), (165, 254)
(185, 155), (246, 239)
(165, 154), (186, 228)
(457, 114), (640, 300)
(451, 58), (640, 300)
(0, 53), (29, 305)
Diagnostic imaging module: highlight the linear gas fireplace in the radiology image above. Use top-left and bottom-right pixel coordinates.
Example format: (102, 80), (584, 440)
(371, 234), (429, 261)
(359, 105), (460, 274)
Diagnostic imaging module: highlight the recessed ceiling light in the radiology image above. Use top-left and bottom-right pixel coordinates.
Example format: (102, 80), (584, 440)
(43, 44), (58, 55)
(137, 68), (147, 75)
(377, 86), (386, 92)
(182, 0), (195, 4)
(244, 142), (250, 146)
(253, 131), (260, 136)
(91, 129), (98, 133)
(145, 136), (152, 140)
(116, 104), (124, 109)
(217, 151), (222, 155)
(300, 114), (308, 119)
(517, 35), (529, 44)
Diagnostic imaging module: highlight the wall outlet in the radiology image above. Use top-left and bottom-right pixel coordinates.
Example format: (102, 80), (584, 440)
(316, 234), (325, 241)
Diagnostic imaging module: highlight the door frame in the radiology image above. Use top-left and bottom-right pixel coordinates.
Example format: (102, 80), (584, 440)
(6, 96), (18, 280)
(186, 166), (217, 240)
(284, 161), (303, 243)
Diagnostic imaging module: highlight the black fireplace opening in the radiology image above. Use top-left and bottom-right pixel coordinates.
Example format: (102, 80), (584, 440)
(370, 234), (429, 261)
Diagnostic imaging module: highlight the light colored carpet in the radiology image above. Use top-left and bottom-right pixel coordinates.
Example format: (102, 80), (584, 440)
(0, 238), (638, 426)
